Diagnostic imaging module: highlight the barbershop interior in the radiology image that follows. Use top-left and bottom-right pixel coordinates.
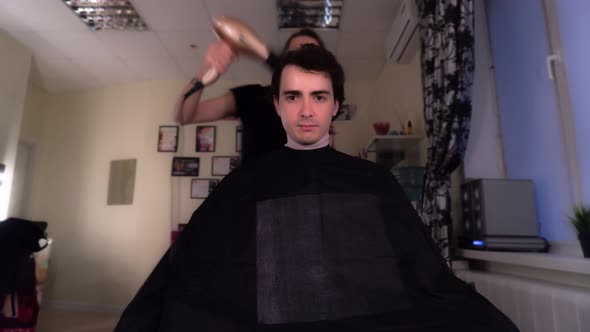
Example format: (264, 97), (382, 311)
(1, 1), (589, 331)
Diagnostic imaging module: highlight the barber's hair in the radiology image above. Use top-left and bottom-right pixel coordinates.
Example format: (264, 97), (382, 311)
(271, 44), (345, 116)
(281, 28), (325, 54)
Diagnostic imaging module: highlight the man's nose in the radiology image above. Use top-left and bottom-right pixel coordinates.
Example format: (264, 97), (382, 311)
(300, 97), (314, 118)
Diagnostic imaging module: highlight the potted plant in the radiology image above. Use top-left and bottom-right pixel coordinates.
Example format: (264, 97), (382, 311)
(569, 204), (590, 258)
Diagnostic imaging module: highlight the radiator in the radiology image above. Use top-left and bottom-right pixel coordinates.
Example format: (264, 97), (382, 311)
(456, 270), (590, 332)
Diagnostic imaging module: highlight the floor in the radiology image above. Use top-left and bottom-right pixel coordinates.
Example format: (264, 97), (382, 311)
(36, 307), (120, 332)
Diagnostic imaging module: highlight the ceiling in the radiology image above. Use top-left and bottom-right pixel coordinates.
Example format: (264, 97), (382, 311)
(0, 0), (401, 94)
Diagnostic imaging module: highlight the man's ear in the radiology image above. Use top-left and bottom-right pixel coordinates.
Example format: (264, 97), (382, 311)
(332, 101), (340, 116)
(274, 96), (281, 116)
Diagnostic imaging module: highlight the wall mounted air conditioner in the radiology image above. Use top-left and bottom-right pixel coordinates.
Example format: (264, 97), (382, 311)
(385, 0), (420, 64)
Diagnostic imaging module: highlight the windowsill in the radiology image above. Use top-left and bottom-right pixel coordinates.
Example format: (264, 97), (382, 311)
(456, 249), (590, 276)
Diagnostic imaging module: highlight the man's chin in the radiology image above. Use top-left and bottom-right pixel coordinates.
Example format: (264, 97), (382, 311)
(295, 136), (319, 145)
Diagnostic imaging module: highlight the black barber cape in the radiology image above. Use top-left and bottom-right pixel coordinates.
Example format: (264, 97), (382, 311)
(115, 146), (518, 332)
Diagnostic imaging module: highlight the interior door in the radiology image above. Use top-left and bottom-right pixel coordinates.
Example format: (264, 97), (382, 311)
(8, 141), (35, 219)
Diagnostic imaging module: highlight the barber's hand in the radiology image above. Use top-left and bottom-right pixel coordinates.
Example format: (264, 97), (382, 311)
(196, 40), (238, 85)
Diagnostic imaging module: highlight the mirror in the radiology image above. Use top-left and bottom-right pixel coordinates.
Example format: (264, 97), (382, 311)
(107, 159), (136, 205)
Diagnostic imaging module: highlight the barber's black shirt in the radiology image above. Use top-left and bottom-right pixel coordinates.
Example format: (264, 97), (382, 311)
(231, 84), (287, 163)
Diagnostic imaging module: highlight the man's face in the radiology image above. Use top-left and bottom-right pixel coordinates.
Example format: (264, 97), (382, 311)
(287, 35), (320, 51)
(274, 65), (338, 146)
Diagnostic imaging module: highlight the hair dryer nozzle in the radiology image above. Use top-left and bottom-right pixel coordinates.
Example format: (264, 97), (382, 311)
(211, 15), (269, 60)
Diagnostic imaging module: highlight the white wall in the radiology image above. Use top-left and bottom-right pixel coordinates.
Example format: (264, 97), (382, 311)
(22, 64), (423, 307)
(334, 52), (425, 162)
(331, 79), (381, 157)
(29, 82), (179, 306)
(0, 31), (32, 220)
(370, 53), (425, 137)
(367, 52), (426, 167)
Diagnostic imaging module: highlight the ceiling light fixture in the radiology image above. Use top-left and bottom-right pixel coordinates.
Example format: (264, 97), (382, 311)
(277, 0), (343, 29)
(62, 0), (148, 31)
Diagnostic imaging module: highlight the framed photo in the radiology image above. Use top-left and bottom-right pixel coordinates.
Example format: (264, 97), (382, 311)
(334, 103), (357, 121)
(171, 157), (200, 176)
(157, 125), (179, 152)
(212, 156), (240, 176)
(191, 179), (219, 199)
(196, 126), (216, 152)
(235, 126), (243, 152)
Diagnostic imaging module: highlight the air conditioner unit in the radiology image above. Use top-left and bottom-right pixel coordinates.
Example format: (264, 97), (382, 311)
(385, 0), (420, 64)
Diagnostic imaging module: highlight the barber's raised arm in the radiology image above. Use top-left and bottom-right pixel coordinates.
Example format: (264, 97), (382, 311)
(173, 40), (238, 124)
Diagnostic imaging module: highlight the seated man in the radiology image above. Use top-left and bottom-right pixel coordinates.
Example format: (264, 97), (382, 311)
(115, 45), (518, 332)
(174, 28), (326, 163)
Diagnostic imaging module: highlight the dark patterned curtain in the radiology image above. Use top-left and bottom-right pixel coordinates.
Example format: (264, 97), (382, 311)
(417, 0), (474, 261)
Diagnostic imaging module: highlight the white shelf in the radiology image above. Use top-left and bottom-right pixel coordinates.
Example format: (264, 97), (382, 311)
(365, 135), (422, 152)
(457, 249), (590, 275)
(364, 135), (422, 168)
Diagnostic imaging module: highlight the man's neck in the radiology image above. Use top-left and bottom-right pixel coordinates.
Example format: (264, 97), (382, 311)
(285, 133), (330, 150)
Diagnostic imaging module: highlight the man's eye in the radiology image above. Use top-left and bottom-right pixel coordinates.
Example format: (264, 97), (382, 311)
(286, 95), (297, 101)
(314, 95), (326, 102)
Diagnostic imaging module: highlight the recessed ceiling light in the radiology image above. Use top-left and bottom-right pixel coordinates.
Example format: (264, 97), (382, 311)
(277, 0), (343, 29)
(63, 0), (148, 31)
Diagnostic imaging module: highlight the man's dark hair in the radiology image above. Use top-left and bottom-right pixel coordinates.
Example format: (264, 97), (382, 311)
(281, 28), (325, 54)
(271, 44), (345, 117)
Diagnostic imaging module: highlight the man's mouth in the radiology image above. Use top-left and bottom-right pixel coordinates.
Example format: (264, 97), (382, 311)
(298, 123), (318, 128)
(298, 124), (317, 131)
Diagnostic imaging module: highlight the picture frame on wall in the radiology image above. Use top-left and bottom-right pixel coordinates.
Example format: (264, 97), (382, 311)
(211, 156), (240, 176)
(334, 103), (357, 121)
(190, 179), (219, 199)
(196, 126), (216, 152)
(235, 126), (242, 152)
(171, 157), (200, 176)
(157, 125), (179, 152)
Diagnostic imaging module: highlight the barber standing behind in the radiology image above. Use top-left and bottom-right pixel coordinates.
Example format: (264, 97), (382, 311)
(174, 29), (326, 163)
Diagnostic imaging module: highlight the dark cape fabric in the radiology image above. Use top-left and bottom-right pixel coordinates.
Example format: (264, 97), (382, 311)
(0, 218), (47, 296)
(115, 146), (518, 331)
(0, 218), (47, 328)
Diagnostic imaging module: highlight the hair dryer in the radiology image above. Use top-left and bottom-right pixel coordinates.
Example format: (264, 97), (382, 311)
(184, 16), (273, 100)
